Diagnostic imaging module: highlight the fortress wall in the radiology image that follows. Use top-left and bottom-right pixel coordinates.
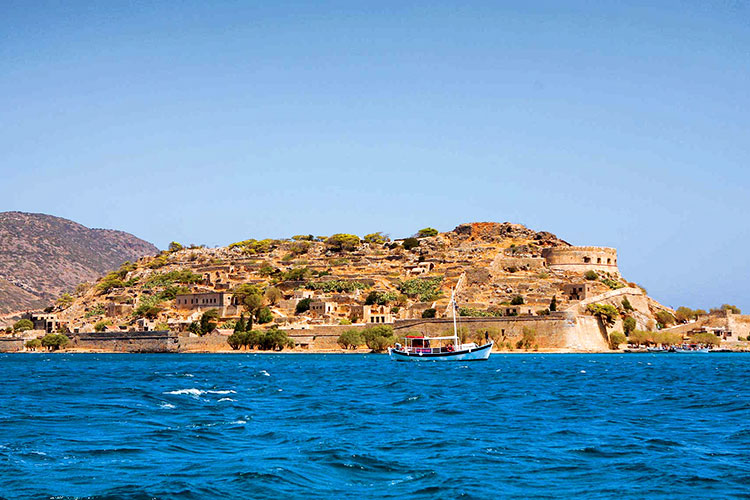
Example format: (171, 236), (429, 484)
(71, 331), (179, 352)
(179, 333), (232, 352)
(393, 315), (597, 350)
(0, 337), (23, 352)
(542, 246), (619, 275)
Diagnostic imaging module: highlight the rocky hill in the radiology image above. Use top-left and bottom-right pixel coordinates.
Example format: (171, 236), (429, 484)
(51, 222), (671, 343)
(0, 212), (159, 314)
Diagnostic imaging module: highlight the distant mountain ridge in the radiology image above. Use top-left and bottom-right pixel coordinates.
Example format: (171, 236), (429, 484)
(0, 212), (158, 314)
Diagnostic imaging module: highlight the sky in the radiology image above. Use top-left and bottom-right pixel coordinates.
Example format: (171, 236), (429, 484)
(1, 1), (748, 312)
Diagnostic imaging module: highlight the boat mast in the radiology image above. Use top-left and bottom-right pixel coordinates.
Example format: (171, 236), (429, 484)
(451, 275), (463, 348)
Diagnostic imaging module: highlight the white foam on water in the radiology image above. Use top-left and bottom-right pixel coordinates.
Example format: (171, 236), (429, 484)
(580, 370), (587, 374)
(159, 402), (176, 409)
(207, 390), (236, 394)
(260, 370), (270, 377)
(218, 398), (235, 402)
(164, 388), (205, 396)
(230, 420), (247, 424)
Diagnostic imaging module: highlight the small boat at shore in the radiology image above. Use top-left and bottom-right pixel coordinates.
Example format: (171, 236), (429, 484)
(674, 344), (710, 353)
(388, 276), (493, 362)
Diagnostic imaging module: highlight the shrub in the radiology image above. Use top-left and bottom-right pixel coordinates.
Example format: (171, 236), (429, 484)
(325, 234), (360, 251)
(622, 297), (634, 312)
(609, 331), (627, 349)
(365, 291), (397, 306)
(402, 238), (420, 251)
(339, 318), (352, 325)
(56, 293), (74, 308)
(720, 304), (742, 314)
(168, 242), (183, 252)
(601, 278), (624, 290)
(144, 269), (202, 288)
(655, 310), (676, 328)
(516, 327), (536, 350)
(586, 303), (619, 327)
(154, 322), (169, 331)
(422, 308), (436, 319)
(549, 296), (557, 312)
(653, 331), (682, 346)
(690, 332), (721, 346)
(264, 287), (282, 305)
(97, 273), (125, 293)
(362, 325), (395, 352)
(623, 316), (636, 336)
(256, 307), (273, 324)
(94, 320), (111, 332)
(199, 309), (220, 335)
(84, 304), (106, 318)
(283, 267), (311, 281)
(459, 308), (493, 317)
(416, 227), (438, 238)
(296, 298), (312, 314)
(337, 329), (364, 349)
(25, 338), (42, 350)
(628, 330), (653, 346)
(41, 333), (69, 350)
(227, 331), (244, 350)
(398, 277), (443, 301)
(13, 319), (34, 332)
(257, 327), (294, 351)
(584, 270), (598, 280)
(306, 280), (368, 293)
(510, 295), (524, 305)
(364, 232), (388, 245)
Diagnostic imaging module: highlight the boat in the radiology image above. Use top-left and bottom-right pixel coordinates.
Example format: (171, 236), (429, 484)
(674, 344), (710, 353)
(388, 276), (493, 362)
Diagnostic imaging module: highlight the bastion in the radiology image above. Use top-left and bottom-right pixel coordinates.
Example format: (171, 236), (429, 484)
(542, 246), (619, 275)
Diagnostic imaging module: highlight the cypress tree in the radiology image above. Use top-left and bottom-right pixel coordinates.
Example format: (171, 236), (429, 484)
(550, 296), (557, 312)
(234, 314), (246, 333)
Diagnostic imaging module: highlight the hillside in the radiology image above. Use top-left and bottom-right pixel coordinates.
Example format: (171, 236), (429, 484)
(0, 212), (159, 314)
(52, 222), (671, 345)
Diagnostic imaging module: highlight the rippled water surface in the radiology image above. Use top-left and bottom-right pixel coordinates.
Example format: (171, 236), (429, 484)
(1, 353), (749, 499)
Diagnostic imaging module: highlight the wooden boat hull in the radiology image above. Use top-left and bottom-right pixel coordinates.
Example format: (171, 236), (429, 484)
(388, 342), (493, 362)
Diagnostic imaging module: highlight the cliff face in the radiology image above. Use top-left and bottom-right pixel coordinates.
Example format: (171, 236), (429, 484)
(0, 212), (159, 313)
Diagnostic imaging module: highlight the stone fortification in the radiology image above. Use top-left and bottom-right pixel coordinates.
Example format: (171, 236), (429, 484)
(69, 331), (178, 352)
(542, 246), (619, 275)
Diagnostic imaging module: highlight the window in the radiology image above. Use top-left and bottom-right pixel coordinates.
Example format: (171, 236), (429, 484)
(597, 258), (602, 264)
(583, 257), (591, 263)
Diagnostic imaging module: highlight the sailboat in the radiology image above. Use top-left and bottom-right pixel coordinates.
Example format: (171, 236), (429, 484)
(388, 276), (493, 361)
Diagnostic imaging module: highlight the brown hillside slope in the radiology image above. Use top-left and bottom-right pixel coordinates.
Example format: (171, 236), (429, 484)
(0, 212), (158, 313)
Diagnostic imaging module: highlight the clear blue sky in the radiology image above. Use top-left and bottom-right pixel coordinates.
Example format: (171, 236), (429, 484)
(1, 1), (748, 312)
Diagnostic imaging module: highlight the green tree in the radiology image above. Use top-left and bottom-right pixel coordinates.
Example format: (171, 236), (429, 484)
(609, 331), (627, 350)
(674, 306), (695, 323)
(56, 293), (74, 309)
(510, 295), (524, 305)
(325, 233), (360, 251)
(655, 310), (676, 328)
(629, 329), (653, 346)
(654, 331), (682, 346)
(417, 227), (438, 238)
(690, 332), (721, 346)
(402, 238), (420, 251)
(295, 297), (312, 314)
(257, 307), (273, 324)
(168, 241), (183, 252)
(233, 284), (264, 320)
(234, 314), (246, 333)
(623, 316), (636, 336)
(264, 287), (282, 306)
(586, 303), (619, 328)
(720, 304), (742, 314)
(362, 325), (395, 352)
(363, 232), (388, 245)
(337, 329), (364, 349)
(25, 338), (42, 351)
(422, 308), (436, 318)
(584, 270), (598, 280)
(199, 309), (220, 335)
(134, 303), (162, 319)
(549, 296), (557, 312)
(41, 333), (69, 351)
(13, 319), (34, 332)
(257, 327), (294, 351)
(227, 331), (243, 350)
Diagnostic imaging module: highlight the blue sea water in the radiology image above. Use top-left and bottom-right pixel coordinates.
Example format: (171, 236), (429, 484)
(1, 353), (749, 500)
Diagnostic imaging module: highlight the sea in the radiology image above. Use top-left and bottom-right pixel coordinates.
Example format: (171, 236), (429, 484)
(1, 353), (748, 500)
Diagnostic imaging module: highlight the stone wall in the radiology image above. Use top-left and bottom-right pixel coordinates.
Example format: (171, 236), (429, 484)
(0, 337), (24, 352)
(393, 314), (608, 351)
(542, 246), (619, 275)
(70, 331), (178, 352)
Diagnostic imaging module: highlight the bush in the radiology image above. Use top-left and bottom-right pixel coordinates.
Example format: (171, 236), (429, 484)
(586, 303), (619, 327)
(417, 227), (438, 238)
(609, 331), (627, 350)
(623, 316), (636, 336)
(94, 320), (111, 332)
(337, 329), (364, 349)
(720, 304), (742, 314)
(84, 305), (106, 318)
(56, 293), (74, 308)
(398, 277), (443, 301)
(227, 331), (244, 350)
(516, 327), (536, 350)
(257, 327), (294, 351)
(402, 238), (420, 251)
(306, 280), (368, 293)
(422, 308), (436, 319)
(584, 270), (598, 281)
(257, 307), (273, 324)
(283, 267), (311, 281)
(296, 298), (312, 314)
(653, 331), (682, 346)
(655, 310), (676, 328)
(365, 291), (397, 306)
(690, 332), (721, 346)
(144, 269), (202, 288)
(25, 338), (42, 350)
(622, 297), (634, 312)
(264, 287), (282, 305)
(41, 333), (69, 351)
(362, 325), (395, 352)
(601, 278), (624, 290)
(364, 232), (388, 245)
(199, 309), (220, 335)
(325, 234), (360, 251)
(628, 330), (653, 346)
(168, 242), (183, 252)
(549, 296), (557, 312)
(13, 319), (34, 332)
(510, 295), (524, 305)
